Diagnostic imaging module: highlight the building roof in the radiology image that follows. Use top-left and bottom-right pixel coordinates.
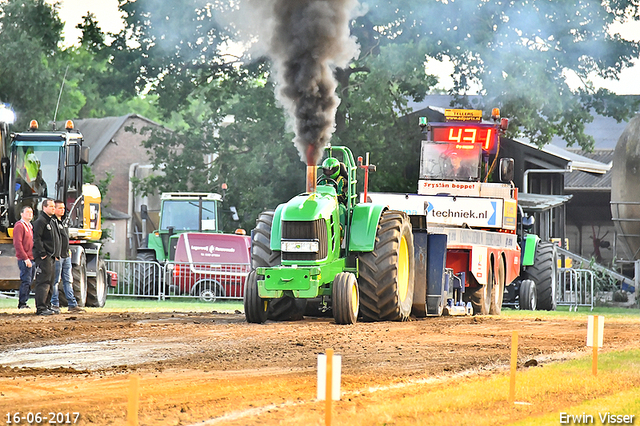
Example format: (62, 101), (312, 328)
(59, 114), (164, 165)
(519, 193), (573, 212)
(564, 149), (614, 191)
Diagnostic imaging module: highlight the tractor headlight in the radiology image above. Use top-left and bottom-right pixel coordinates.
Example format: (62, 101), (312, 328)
(281, 240), (319, 253)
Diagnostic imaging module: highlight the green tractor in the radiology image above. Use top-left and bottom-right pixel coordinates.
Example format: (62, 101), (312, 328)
(134, 192), (238, 295)
(244, 146), (415, 324)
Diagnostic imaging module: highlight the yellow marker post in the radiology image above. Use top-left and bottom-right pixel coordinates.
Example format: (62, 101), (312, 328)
(587, 315), (604, 377)
(127, 375), (140, 426)
(509, 331), (518, 403)
(325, 348), (333, 426)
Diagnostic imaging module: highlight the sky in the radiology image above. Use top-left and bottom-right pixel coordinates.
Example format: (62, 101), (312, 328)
(54, 0), (640, 95)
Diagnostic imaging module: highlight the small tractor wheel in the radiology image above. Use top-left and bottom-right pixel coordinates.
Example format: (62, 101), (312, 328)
(468, 272), (491, 315)
(519, 279), (537, 310)
(250, 210), (306, 321)
(332, 272), (359, 325)
(358, 211), (415, 322)
(524, 241), (557, 311)
(489, 257), (505, 315)
(86, 258), (108, 307)
(244, 271), (268, 324)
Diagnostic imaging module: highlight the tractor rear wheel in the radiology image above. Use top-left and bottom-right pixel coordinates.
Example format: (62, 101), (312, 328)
(133, 250), (161, 296)
(524, 241), (557, 311)
(358, 211), (415, 322)
(244, 271), (268, 323)
(519, 279), (537, 310)
(332, 272), (359, 325)
(250, 210), (306, 321)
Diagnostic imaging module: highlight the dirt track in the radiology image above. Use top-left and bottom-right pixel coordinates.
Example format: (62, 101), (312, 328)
(1, 310), (639, 425)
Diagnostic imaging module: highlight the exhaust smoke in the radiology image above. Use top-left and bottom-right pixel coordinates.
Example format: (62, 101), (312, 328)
(244, 0), (361, 167)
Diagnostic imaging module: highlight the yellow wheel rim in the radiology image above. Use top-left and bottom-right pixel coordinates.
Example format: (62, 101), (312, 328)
(398, 235), (409, 302)
(350, 280), (359, 315)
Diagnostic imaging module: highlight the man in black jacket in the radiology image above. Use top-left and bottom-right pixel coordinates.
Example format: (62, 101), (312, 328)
(32, 198), (61, 315)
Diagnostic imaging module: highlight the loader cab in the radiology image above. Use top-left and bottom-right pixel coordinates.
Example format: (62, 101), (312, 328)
(7, 121), (87, 227)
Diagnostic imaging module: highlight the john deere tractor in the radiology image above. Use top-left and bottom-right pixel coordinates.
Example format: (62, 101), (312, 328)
(244, 145), (415, 324)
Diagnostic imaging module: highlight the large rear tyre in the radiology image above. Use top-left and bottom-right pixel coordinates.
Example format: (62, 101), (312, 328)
(86, 258), (108, 307)
(518, 279), (537, 310)
(244, 271), (268, 324)
(524, 241), (557, 311)
(358, 211), (415, 322)
(71, 252), (88, 307)
(133, 250), (161, 296)
(489, 257), (505, 315)
(332, 272), (359, 325)
(250, 211), (306, 321)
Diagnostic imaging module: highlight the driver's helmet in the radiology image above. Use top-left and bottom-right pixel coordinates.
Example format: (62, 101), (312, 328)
(322, 157), (340, 179)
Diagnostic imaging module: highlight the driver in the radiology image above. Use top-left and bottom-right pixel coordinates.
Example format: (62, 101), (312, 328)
(321, 157), (348, 204)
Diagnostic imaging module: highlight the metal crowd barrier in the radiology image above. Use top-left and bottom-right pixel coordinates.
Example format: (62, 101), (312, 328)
(105, 260), (249, 301)
(557, 268), (594, 311)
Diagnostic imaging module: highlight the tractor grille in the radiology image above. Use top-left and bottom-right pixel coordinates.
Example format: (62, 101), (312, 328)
(281, 219), (328, 261)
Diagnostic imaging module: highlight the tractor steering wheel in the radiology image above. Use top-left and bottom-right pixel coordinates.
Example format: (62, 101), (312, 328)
(317, 175), (338, 189)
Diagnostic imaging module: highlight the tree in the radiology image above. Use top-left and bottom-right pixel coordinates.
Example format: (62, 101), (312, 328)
(352, 0), (640, 149)
(120, 0), (640, 225)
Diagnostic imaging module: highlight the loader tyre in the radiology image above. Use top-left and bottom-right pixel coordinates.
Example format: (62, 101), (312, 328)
(244, 271), (268, 323)
(523, 241), (557, 311)
(69, 251), (88, 307)
(250, 210), (306, 321)
(518, 279), (537, 310)
(87, 258), (108, 307)
(133, 250), (161, 296)
(333, 272), (359, 325)
(358, 211), (415, 321)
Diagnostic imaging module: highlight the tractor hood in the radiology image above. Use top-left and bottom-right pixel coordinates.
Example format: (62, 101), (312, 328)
(269, 187), (338, 252)
(280, 187), (338, 222)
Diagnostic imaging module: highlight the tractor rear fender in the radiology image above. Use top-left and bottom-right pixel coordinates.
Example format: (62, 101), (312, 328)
(522, 234), (540, 267)
(348, 204), (386, 252)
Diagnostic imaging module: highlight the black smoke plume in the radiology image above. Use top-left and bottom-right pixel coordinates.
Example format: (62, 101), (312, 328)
(246, 0), (361, 165)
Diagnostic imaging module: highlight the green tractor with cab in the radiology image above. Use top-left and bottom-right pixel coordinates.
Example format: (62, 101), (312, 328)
(244, 145), (415, 324)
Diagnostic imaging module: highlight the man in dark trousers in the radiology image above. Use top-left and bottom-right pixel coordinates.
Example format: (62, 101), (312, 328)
(32, 198), (60, 315)
(13, 205), (34, 309)
(51, 200), (84, 312)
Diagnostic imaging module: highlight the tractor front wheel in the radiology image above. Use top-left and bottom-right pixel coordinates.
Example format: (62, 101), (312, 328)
(358, 211), (415, 322)
(332, 272), (359, 325)
(244, 271), (268, 323)
(519, 279), (537, 310)
(524, 241), (557, 311)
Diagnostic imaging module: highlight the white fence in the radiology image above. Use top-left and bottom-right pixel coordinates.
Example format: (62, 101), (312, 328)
(105, 260), (249, 301)
(557, 268), (594, 311)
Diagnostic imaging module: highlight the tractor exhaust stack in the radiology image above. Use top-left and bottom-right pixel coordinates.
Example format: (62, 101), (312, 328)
(306, 145), (317, 193)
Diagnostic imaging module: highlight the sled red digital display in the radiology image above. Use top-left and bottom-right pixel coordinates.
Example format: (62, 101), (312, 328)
(431, 125), (497, 151)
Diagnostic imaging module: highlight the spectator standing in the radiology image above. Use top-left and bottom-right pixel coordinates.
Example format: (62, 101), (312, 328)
(51, 200), (84, 313)
(32, 199), (60, 315)
(13, 205), (34, 309)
